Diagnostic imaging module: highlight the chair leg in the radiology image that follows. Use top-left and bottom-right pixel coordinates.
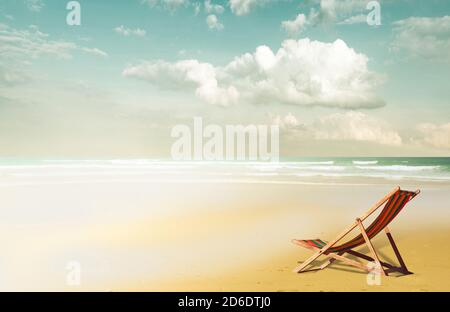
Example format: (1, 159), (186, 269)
(293, 244), (376, 274)
(319, 252), (345, 270)
(292, 241), (347, 272)
(293, 240), (370, 273)
(357, 218), (386, 276)
(326, 251), (370, 272)
(385, 227), (412, 274)
(293, 250), (324, 273)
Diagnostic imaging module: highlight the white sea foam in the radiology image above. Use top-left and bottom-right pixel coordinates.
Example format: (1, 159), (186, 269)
(293, 165), (346, 171)
(0, 159), (448, 184)
(355, 165), (440, 171)
(251, 164), (344, 172)
(352, 160), (378, 165)
(290, 161), (334, 165)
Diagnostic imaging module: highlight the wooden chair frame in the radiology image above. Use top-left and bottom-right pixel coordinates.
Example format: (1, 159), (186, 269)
(292, 187), (420, 276)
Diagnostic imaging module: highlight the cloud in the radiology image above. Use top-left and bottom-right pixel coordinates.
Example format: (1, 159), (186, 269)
(124, 38), (384, 108)
(204, 0), (224, 14)
(0, 24), (74, 60)
(273, 111), (402, 146)
(81, 47), (109, 58)
(0, 24), (107, 60)
(318, 0), (367, 21)
(274, 114), (450, 150)
(391, 16), (450, 61)
(272, 113), (304, 130)
(282, 14), (307, 36)
(140, 0), (189, 11)
(123, 59), (239, 106)
(338, 14), (367, 25)
(229, 0), (269, 16)
(193, 2), (201, 15)
(228, 0), (368, 18)
(0, 64), (31, 85)
(0, 23), (107, 85)
(25, 0), (45, 12)
(288, 0), (368, 31)
(206, 14), (224, 30)
(312, 111), (402, 146)
(415, 123), (450, 149)
(114, 25), (147, 37)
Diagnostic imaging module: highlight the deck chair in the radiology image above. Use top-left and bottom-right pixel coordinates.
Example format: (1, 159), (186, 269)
(292, 187), (420, 276)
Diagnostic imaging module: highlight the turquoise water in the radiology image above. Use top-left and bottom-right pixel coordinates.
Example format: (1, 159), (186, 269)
(284, 157), (450, 168)
(0, 157), (449, 183)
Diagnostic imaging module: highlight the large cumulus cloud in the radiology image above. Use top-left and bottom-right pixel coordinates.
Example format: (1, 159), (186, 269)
(123, 38), (385, 108)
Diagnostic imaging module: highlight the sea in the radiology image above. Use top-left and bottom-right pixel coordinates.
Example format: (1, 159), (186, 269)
(0, 157), (449, 185)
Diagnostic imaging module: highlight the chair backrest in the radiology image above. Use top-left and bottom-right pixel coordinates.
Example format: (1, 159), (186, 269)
(327, 189), (419, 253)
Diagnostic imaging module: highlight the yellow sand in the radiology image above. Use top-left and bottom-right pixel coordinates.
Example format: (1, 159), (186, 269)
(141, 228), (450, 292)
(122, 183), (450, 292)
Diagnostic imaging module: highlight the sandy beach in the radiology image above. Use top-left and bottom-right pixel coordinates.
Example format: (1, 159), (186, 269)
(0, 162), (449, 291)
(2, 0), (449, 295)
(145, 227), (450, 292)
(127, 183), (450, 292)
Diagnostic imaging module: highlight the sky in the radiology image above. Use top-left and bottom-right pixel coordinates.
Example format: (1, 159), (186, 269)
(0, 0), (449, 158)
